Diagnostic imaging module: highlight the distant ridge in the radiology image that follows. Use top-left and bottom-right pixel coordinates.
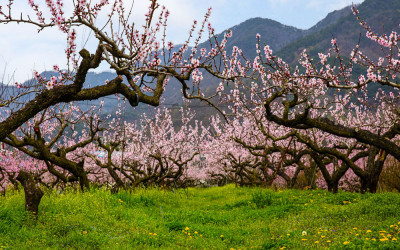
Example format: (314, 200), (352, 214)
(277, 0), (400, 64)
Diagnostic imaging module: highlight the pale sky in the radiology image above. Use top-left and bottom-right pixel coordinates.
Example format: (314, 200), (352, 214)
(0, 0), (364, 83)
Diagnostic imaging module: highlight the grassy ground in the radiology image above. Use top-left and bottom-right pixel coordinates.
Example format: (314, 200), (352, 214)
(0, 185), (399, 249)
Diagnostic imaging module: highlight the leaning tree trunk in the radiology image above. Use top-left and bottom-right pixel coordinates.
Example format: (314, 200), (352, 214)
(76, 161), (90, 191)
(16, 171), (44, 215)
(360, 148), (387, 193)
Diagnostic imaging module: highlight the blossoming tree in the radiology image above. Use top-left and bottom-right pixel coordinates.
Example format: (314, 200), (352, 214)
(245, 6), (399, 192)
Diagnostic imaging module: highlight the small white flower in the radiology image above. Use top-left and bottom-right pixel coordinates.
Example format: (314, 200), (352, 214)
(46, 81), (53, 90)
(302, 231), (307, 236)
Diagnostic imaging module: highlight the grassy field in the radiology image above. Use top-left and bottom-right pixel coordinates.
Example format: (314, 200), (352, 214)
(0, 185), (399, 249)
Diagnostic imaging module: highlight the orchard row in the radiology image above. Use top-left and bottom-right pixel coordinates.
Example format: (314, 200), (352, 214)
(0, 0), (399, 200)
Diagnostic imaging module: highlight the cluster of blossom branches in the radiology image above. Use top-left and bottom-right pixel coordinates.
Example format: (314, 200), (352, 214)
(0, 0), (250, 143)
(0, 101), (211, 191)
(221, 5), (400, 193)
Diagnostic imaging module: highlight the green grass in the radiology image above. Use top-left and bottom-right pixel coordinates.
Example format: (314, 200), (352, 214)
(0, 185), (399, 249)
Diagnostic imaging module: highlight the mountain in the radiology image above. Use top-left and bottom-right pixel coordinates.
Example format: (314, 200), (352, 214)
(305, 6), (352, 35)
(277, 0), (400, 64)
(220, 17), (306, 59)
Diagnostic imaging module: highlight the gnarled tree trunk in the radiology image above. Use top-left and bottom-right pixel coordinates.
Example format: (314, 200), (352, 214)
(16, 171), (43, 215)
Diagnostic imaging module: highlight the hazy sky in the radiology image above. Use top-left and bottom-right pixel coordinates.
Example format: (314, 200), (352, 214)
(0, 0), (364, 83)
